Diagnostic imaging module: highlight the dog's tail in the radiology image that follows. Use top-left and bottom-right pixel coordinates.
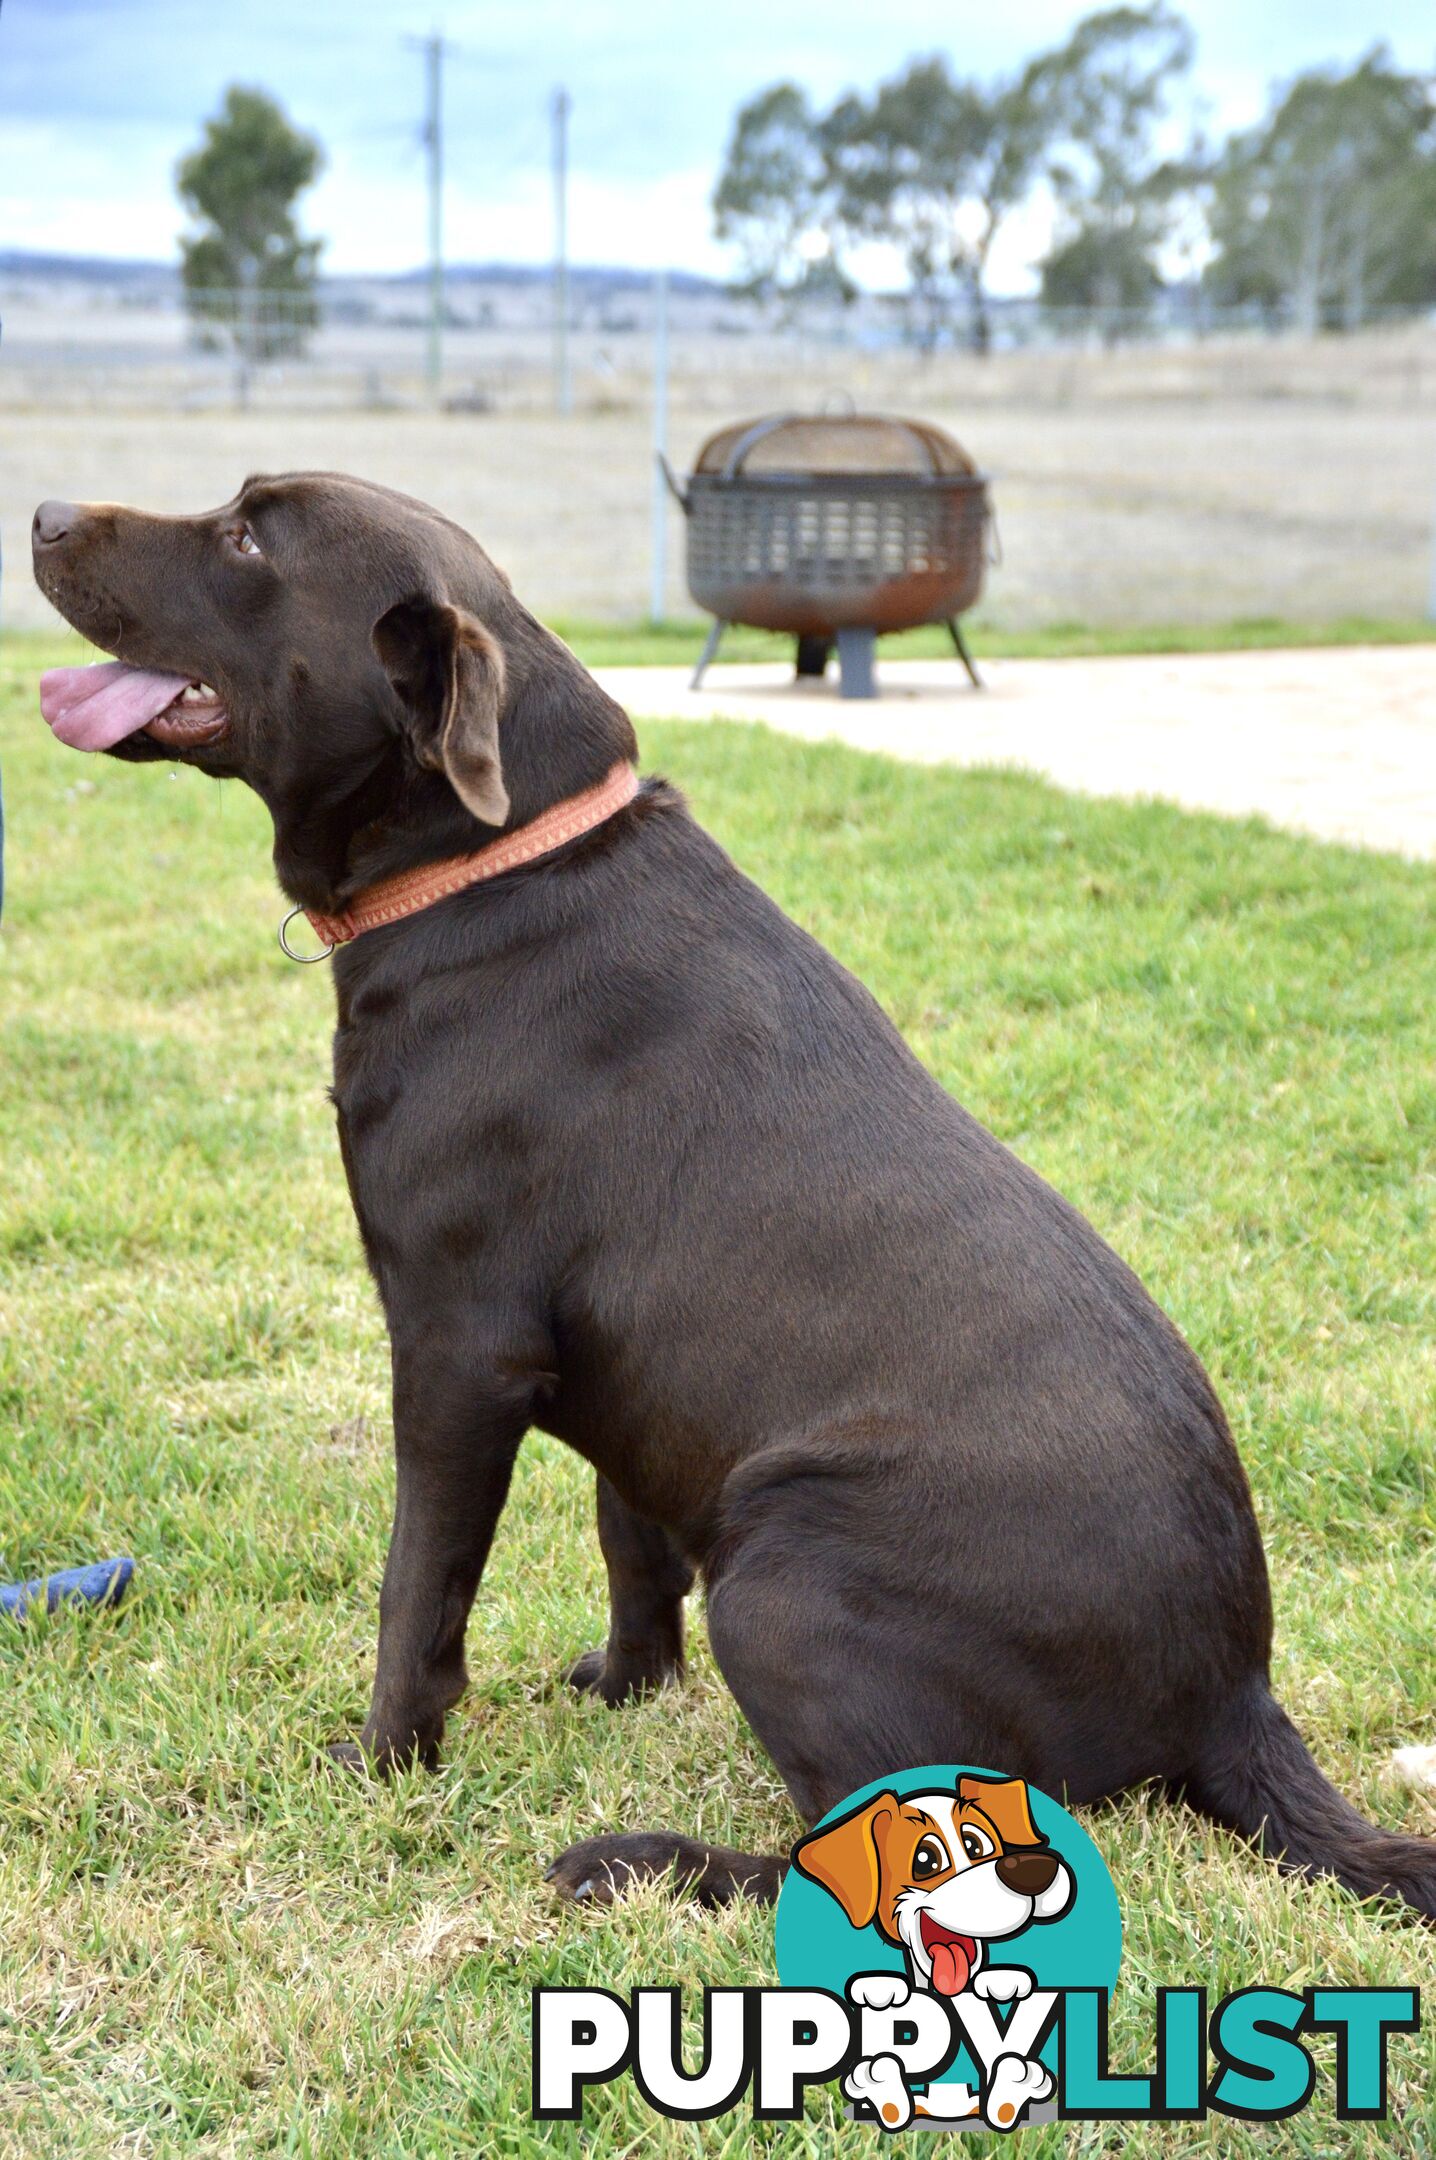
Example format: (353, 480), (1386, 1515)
(1184, 1681), (1435, 1918)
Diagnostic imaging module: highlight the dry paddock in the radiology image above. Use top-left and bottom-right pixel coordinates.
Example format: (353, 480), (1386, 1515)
(5, 331), (1436, 632)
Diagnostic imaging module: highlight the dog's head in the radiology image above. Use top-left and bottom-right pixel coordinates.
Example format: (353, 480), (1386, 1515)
(793, 1777), (1074, 1997)
(32, 474), (636, 908)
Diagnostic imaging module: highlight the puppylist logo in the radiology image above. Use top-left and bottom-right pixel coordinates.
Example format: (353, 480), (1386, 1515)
(532, 1766), (1420, 2130)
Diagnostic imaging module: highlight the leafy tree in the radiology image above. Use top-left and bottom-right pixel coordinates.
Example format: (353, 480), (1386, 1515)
(712, 12), (1436, 348)
(177, 87), (324, 364)
(1203, 50), (1436, 328)
(712, 84), (843, 305)
(823, 56), (1054, 353)
(963, 72), (1063, 351)
(716, 18), (1190, 353)
(1035, 4), (1196, 325)
(1039, 224), (1160, 314)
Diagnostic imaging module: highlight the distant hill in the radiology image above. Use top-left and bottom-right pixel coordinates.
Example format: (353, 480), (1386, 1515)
(389, 262), (721, 295)
(0, 250), (175, 284)
(0, 249), (723, 296)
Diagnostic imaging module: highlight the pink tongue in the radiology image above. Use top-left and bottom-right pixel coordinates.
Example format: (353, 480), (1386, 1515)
(40, 661), (192, 751)
(930, 1940), (972, 1997)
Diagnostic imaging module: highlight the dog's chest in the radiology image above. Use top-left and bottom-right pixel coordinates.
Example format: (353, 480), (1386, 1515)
(328, 1014), (544, 1278)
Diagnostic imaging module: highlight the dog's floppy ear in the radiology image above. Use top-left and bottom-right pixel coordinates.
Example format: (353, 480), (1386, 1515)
(792, 1792), (898, 1929)
(958, 1776), (1044, 1850)
(373, 594), (510, 827)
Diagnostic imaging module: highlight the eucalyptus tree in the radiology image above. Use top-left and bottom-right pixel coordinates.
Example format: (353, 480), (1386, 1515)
(1035, 4), (1197, 325)
(177, 86), (324, 374)
(822, 55), (1053, 353)
(1203, 49), (1436, 329)
(712, 83), (845, 306)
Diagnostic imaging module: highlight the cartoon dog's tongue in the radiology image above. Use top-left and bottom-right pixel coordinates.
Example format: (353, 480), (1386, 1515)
(40, 661), (194, 751)
(919, 1918), (977, 1996)
(930, 1939), (972, 1995)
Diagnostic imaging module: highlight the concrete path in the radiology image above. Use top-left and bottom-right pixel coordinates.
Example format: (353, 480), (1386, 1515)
(595, 646), (1436, 861)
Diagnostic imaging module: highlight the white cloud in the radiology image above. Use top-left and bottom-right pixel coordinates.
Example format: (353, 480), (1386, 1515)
(4, 0), (1435, 284)
(0, 118), (186, 259)
(310, 154), (729, 276)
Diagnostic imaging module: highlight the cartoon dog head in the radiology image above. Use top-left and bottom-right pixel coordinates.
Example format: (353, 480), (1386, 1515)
(792, 1777), (1074, 1997)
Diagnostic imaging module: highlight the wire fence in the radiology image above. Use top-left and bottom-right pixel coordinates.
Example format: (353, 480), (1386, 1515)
(4, 279), (1436, 415)
(4, 277), (1435, 632)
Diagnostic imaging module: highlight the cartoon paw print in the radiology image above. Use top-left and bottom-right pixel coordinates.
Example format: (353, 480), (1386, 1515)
(844, 2054), (914, 2132)
(983, 2052), (1055, 2132)
(972, 1966), (1034, 2005)
(846, 1971), (912, 2012)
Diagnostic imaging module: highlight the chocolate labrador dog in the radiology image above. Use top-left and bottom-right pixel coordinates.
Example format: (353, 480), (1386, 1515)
(32, 476), (1433, 1920)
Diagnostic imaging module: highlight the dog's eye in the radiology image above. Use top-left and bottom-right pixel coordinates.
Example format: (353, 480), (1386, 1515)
(912, 1837), (949, 1879)
(231, 525), (262, 557)
(961, 1825), (995, 1863)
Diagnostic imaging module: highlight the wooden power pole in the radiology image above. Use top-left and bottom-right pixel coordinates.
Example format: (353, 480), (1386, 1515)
(552, 86), (572, 415)
(407, 32), (449, 399)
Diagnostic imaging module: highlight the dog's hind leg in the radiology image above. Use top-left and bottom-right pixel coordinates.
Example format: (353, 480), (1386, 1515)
(547, 1492), (787, 1907)
(546, 1461), (1015, 1909)
(565, 1474), (695, 1706)
(701, 1515), (1018, 1829)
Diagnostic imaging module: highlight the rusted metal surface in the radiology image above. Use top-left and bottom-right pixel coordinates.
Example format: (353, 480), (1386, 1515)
(674, 411), (992, 639)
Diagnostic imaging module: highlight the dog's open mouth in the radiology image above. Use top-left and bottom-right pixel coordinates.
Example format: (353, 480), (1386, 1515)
(918, 1913), (978, 1996)
(39, 661), (229, 752)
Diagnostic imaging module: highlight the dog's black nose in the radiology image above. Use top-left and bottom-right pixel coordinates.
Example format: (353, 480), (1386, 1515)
(996, 1848), (1059, 1896)
(33, 500), (78, 547)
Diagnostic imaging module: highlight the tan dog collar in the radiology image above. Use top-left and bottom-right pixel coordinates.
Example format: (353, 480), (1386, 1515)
(280, 760), (640, 961)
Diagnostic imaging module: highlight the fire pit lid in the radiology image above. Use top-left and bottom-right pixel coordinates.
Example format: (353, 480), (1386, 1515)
(691, 410), (977, 482)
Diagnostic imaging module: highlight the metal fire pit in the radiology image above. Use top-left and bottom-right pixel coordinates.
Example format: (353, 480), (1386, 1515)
(663, 410), (992, 698)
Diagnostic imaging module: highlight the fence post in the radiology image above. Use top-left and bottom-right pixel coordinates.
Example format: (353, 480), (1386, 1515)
(235, 257), (256, 410)
(649, 268), (670, 625)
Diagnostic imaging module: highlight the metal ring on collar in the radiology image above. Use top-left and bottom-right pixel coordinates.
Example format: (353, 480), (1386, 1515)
(278, 906), (335, 964)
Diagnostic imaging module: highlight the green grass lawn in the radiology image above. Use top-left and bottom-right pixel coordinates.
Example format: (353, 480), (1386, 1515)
(14, 615), (1436, 677)
(545, 613), (1436, 669)
(1, 635), (1432, 2156)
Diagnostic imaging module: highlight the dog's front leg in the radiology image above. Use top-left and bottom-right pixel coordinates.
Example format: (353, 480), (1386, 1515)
(567, 1474), (695, 1706)
(331, 1347), (532, 1775)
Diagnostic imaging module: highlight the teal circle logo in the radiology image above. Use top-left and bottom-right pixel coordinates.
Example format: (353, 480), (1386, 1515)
(775, 1766), (1121, 2119)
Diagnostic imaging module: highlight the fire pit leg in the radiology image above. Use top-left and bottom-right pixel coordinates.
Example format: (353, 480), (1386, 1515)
(948, 618), (984, 690)
(836, 627), (877, 700)
(795, 635), (832, 680)
(691, 619), (726, 690)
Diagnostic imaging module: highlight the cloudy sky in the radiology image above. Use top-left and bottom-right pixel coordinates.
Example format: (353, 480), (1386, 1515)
(1, 0), (1432, 288)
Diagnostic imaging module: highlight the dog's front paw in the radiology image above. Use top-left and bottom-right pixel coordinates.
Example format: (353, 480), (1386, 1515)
(844, 2054), (913, 2131)
(983, 2053), (1054, 2131)
(324, 1740), (374, 1776)
(322, 1734), (438, 1778)
(847, 1971), (912, 2012)
(972, 1965), (1034, 2004)
(565, 1649), (610, 1694)
(564, 1648), (679, 1707)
